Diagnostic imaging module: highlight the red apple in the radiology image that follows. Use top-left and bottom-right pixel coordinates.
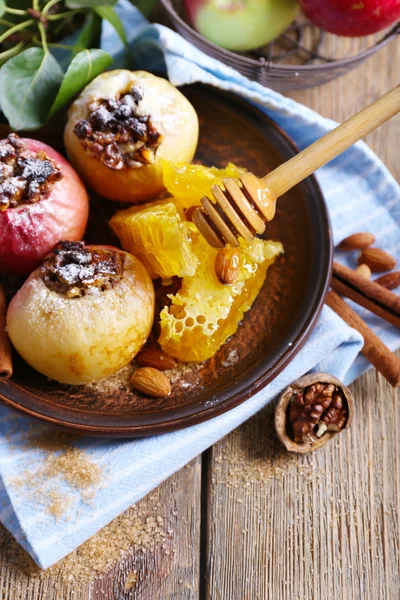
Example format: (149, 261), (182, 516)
(184, 0), (299, 52)
(299, 0), (400, 36)
(0, 135), (89, 275)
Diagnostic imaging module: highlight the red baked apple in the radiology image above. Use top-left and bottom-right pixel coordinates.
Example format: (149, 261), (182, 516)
(0, 134), (89, 275)
(299, 0), (400, 36)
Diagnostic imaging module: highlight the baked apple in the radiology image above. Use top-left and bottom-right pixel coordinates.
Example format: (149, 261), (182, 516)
(64, 70), (199, 204)
(0, 134), (89, 275)
(7, 241), (155, 385)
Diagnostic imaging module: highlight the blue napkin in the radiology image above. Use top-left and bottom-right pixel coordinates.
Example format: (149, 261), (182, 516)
(0, 2), (399, 569)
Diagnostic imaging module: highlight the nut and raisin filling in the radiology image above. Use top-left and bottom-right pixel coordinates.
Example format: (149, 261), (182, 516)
(73, 85), (163, 171)
(40, 241), (124, 298)
(288, 383), (348, 442)
(0, 134), (63, 211)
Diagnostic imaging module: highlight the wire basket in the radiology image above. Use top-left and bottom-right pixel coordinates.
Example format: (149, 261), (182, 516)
(159, 0), (400, 91)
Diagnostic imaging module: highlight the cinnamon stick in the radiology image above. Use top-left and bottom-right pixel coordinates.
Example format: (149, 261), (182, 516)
(332, 261), (400, 328)
(326, 290), (400, 388)
(0, 285), (12, 382)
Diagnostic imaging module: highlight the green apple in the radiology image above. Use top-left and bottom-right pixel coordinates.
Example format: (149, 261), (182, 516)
(185, 0), (299, 51)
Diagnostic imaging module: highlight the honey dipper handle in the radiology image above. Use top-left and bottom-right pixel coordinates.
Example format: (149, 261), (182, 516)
(261, 85), (400, 199)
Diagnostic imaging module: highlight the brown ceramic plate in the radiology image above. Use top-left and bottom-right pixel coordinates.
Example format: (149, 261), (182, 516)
(0, 85), (333, 437)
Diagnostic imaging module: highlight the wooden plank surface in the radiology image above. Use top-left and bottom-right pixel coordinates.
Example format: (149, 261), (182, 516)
(205, 38), (400, 600)
(205, 370), (400, 600)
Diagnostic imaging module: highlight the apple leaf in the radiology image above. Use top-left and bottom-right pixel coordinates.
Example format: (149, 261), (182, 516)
(50, 49), (113, 118)
(131, 0), (157, 17)
(73, 12), (102, 56)
(66, 0), (116, 8)
(94, 5), (129, 48)
(0, 48), (63, 131)
(0, 1), (5, 18)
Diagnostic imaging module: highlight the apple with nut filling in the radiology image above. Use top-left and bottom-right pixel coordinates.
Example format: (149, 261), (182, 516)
(64, 70), (199, 204)
(7, 241), (155, 385)
(0, 134), (89, 275)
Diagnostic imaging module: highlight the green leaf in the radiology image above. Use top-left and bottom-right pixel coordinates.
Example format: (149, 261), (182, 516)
(94, 5), (128, 48)
(0, 1), (5, 19)
(0, 47), (63, 131)
(66, 0), (116, 8)
(3, 0), (31, 12)
(49, 49), (113, 118)
(131, 0), (157, 17)
(73, 12), (102, 56)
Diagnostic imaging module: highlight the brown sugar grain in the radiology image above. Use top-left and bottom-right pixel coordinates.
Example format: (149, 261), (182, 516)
(0, 429), (169, 587)
(9, 430), (103, 518)
(0, 499), (169, 587)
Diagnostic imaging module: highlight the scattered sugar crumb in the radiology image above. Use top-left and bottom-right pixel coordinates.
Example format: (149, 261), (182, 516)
(165, 360), (203, 384)
(44, 446), (102, 489)
(47, 493), (73, 519)
(213, 404), (315, 487)
(87, 358), (205, 392)
(221, 349), (239, 368)
(124, 570), (138, 591)
(9, 431), (103, 518)
(87, 363), (134, 392)
(0, 496), (170, 586)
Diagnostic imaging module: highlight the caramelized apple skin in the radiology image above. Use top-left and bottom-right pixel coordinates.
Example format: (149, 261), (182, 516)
(7, 248), (155, 385)
(0, 139), (89, 275)
(64, 70), (199, 203)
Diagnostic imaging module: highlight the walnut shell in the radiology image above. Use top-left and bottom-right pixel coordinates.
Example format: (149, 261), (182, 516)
(274, 372), (354, 454)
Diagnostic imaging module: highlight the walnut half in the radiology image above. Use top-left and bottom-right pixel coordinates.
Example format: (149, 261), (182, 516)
(274, 373), (354, 453)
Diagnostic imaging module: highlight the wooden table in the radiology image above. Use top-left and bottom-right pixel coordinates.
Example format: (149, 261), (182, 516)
(1, 30), (399, 600)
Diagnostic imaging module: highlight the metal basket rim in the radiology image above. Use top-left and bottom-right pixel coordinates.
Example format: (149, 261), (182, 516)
(159, 0), (400, 73)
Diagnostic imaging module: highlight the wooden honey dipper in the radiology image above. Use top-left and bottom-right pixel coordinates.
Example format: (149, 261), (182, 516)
(193, 85), (400, 248)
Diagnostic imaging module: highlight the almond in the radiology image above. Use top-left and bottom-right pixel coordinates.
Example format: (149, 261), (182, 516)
(358, 247), (397, 273)
(215, 246), (240, 285)
(374, 271), (400, 291)
(131, 367), (171, 398)
(337, 232), (375, 251)
(355, 264), (371, 279)
(135, 347), (177, 371)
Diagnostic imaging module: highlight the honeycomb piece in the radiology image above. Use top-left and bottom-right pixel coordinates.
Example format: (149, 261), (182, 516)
(158, 225), (283, 362)
(162, 160), (246, 210)
(110, 199), (198, 279)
